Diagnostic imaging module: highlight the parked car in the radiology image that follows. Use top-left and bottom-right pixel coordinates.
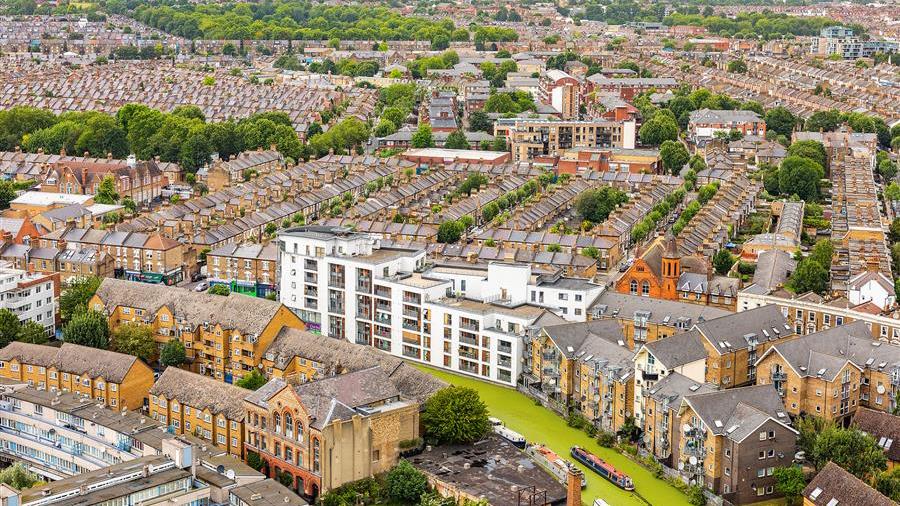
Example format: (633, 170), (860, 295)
(194, 282), (209, 292)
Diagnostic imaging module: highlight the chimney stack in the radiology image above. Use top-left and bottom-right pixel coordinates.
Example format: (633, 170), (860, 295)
(565, 467), (584, 506)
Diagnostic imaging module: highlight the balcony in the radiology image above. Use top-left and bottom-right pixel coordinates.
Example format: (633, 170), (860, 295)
(402, 321), (419, 332)
(328, 276), (344, 288)
(374, 286), (391, 298)
(304, 273), (317, 283)
(328, 303), (344, 314)
(642, 371), (659, 381)
(498, 357), (512, 368)
(403, 307), (420, 318)
(403, 294), (422, 305)
(460, 322), (479, 332)
(374, 314), (391, 325)
(498, 345), (512, 354)
(459, 361), (479, 374)
(459, 335), (478, 346)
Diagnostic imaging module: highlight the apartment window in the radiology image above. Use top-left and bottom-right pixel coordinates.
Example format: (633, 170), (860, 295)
(758, 451), (765, 460)
(767, 449), (775, 458)
(757, 468), (765, 478)
(836, 316), (844, 326)
(759, 431), (766, 441)
(724, 449), (731, 457)
(725, 467), (731, 476)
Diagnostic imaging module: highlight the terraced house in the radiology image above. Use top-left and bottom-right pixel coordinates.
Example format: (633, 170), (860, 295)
(755, 321), (900, 422)
(206, 242), (278, 298)
(149, 367), (248, 458)
(89, 278), (305, 383)
(0, 341), (154, 410)
(39, 226), (190, 284)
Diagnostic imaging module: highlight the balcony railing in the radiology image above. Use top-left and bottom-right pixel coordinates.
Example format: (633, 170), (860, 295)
(460, 335), (478, 346)
(460, 322), (479, 332)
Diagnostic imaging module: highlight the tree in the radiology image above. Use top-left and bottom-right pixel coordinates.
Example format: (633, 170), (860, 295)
(444, 130), (469, 150)
(809, 239), (834, 268)
(727, 59), (747, 73)
(890, 218), (900, 243)
(659, 140), (690, 175)
(874, 467), (900, 502)
(63, 310), (109, 349)
(805, 109), (843, 133)
(209, 284), (231, 296)
(482, 202), (500, 222)
(111, 324), (155, 361)
(122, 197), (137, 214)
(235, 369), (267, 390)
(687, 485), (706, 506)
(385, 460), (428, 503)
(778, 156), (824, 202)
(576, 187), (628, 223)
(765, 107), (799, 138)
(160, 339), (187, 367)
(422, 387), (491, 444)
(787, 140), (827, 171)
(411, 124), (434, 148)
(437, 220), (464, 243)
(773, 466), (806, 506)
(373, 119), (397, 138)
(0, 463), (43, 490)
(812, 425), (887, 479)
(59, 276), (101, 322)
(638, 114), (678, 146)
(468, 111), (492, 133)
(0, 309), (20, 347)
(18, 320), (48, 345)
(712, 249), (735, 275)
(788, 259), (830, 295)
(94, 174), (119, 204)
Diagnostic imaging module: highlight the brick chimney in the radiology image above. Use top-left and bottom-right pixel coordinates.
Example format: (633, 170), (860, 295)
(565, 467), (583, 506)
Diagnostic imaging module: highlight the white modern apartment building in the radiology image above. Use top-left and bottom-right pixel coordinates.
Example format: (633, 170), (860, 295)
(0, 267), (58, 337)
(277, 226), (603, 386)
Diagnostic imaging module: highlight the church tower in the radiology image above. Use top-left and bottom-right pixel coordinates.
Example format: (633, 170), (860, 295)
(660, 234), (680, 300)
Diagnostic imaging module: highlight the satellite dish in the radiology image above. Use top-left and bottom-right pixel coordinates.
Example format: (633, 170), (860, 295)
(689, 456), (698, 465)
(226, 469), (235, 480)
(877, 385), (886, 394)
(682, 423), (692, 433)
(678, 462), (685, 470)
(216, 465), (225, 474)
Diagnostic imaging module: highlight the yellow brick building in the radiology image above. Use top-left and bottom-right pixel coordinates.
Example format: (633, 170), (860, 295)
(0, 341), (154, 410)
(89, 278), (305, 383)
(149, 367), (248, 457)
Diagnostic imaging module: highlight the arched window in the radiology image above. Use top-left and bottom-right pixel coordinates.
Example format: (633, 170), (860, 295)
(641, 281), (650, 296)
(296, 421), (304, 443)
(273, 412), (281, 434)
(284, 412), (293, 439)
(313, 439), (320, 473)
(629, 279), (638, 295)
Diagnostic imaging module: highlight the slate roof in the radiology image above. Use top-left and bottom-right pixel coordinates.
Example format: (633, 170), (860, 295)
(803, 462), (895, 506)
(590, 291), (730, 327)
(150, 367), (249, 421)
(684, 384), (793, 442)
(647, 372), (717, 410)
(852, 407), (900, 463)
(759, 321), (900, 381)
(643, 330), (707, 368)
(0, 342), (142, 383)
(94, 278), (285, 337)
(542, 320), (628, 359)
(694, 304), (792, 355)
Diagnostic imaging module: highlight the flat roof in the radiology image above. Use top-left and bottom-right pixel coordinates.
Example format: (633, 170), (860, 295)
(230, 479), (309, 506)
(403, 148), (508, 161)
(11, 192), (93, 206)
(408, 436), (567, 505)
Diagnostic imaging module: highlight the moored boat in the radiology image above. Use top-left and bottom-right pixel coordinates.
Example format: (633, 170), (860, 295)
(570, 446), (634, 491)
(489, 417), (526, 448)
(526, 444), (586, 487)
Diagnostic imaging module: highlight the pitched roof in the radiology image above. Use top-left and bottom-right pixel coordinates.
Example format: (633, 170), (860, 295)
(94, 278), (286, 337)
(852, 407), (900, 462)
(263, 327), (445, 404)
(150, 367), (249, 421)
(803, 462), (895, 506)
(647, 372), (717, 410)
(643, 330), (707, 368)
(0, 342), (142, 383)
(542, 320), (628, 358)
(694, 304), (792, 355)
(684, 384), (794, 442)
(759, 321), (900, 381)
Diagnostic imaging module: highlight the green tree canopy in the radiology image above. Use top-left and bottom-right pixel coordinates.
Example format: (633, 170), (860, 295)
(235, 369), (267, 390)
(659, 140), (690, 175)
(411, 124), (435, 149)
(444, 130), (469, 150)
(787, 140), (827, 170)
(638, 114), (678, 146)
(111, 324), (155, 362)
(778, 156), (824, 202)
(422, 387), (490, 444)
(576, 187), (628, 223)
(59, 276), (101, 322)
(160, 339), (187, 367)
(63, 310), (110, 349)
(385, 460), (428, 503)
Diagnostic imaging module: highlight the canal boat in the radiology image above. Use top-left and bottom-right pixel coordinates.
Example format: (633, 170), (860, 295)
(570, 446), (634, 491)
(526, 444), (586, 487)
(489, 417), (527, 448)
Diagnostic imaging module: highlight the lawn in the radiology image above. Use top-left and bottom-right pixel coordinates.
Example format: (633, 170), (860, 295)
(415, 365), (693, 506)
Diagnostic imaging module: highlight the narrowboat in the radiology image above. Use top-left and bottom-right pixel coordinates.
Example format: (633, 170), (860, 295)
(570, 446), (634, 491)
(526, 444), (586, 487)
(489, 417), (526, 448)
